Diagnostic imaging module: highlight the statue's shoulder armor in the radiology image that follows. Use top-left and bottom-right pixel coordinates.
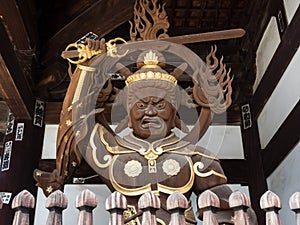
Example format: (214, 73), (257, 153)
(183, 144), (227, 185)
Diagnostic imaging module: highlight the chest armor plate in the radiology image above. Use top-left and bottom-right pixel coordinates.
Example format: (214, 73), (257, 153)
(109, 152), (194, 196)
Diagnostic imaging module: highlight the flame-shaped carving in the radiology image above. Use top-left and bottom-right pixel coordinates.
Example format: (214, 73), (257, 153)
(192, 45), (233, 114)
(130, 0), (170, 41)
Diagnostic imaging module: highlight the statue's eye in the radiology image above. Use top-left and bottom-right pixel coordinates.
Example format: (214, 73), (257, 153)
(136, 102), (146, 109)
(156, 102), (165, 109)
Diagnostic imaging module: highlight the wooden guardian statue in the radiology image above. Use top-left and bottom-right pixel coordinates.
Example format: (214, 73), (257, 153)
(34, 0), (257, 224)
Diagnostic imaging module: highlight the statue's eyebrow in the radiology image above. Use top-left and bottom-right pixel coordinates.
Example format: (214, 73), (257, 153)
(152, 97), (164, 104)
(140, 97), (150, 103)
(137, 96), (166, 104)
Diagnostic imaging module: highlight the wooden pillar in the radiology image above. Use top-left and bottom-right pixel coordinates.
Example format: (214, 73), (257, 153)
(106, 191), (127, 225)
(229, 190), (251, 225)
(46, 190), (68, 225)
(260, 191), (282, 225)
(167, 191), (188, 225)
(138, 192), (160, 225)
(198, 190), (219, 225)
(240, 102), (268, 225)
(76, 189), (98, 225)
(289, 192), (300, 225)
(11, 190), (35, 225)
(0, 119), (45, 225)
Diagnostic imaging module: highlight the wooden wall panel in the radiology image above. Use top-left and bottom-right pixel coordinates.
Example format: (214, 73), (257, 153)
(0, 120), (44, 225)
(252, 6), (300, 119)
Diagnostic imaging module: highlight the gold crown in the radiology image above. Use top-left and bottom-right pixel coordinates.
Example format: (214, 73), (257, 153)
(142, 50), (160, 69)
(125, 50), (177, 86)
(125, 71), (177, 86)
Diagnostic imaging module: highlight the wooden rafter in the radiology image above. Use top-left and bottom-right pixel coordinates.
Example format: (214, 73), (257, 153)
(0, 0), (34, 50)
(0, 21), (34, 119)
(41, 0), (135, 66)
(241, 0), (271, 51)
(0, 101), (9, 132)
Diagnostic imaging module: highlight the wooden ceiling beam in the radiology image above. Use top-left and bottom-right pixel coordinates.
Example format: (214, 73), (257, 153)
(186, 44), (243, 61)
(0, 0), (34, 50)
(241, 0), (271, 51)
(41, 0), (135, 66)
(0, 55), (32, 119)
(0, 21), (34, 119)
(14, 0), (38, 48)
(242, 0), (287, 52)
(0, 101), (9, 132)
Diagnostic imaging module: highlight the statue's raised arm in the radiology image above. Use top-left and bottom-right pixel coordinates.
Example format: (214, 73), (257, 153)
(32, 0), (259, 223)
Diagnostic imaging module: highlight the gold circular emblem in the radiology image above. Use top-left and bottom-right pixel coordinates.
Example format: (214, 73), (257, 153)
(162, 159), (180, 176)
(124, 160), (143, 177)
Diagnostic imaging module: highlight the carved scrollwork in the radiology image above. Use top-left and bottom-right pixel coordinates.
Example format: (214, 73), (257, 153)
(193, 162), (227, 181)
(90, 124), (112, 168)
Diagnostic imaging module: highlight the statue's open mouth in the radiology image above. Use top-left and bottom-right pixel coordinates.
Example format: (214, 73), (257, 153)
(141, 118), (162, 128)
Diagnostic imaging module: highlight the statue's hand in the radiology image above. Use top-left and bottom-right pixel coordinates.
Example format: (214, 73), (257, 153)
(85, 38), (107, 53)
(61, 38), (106, 64)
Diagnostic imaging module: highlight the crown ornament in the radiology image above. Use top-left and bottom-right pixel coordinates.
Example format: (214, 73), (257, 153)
(142, 50), (159, 68)
(125, 50), (177, 86)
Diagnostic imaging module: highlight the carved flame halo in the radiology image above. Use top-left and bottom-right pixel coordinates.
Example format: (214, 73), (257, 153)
(130, 0), (170, 41)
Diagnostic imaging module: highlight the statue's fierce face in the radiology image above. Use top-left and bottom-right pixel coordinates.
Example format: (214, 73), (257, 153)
(128, 95), (176, 140)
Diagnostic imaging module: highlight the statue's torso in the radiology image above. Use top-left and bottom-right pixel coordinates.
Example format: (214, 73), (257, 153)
(87, 124), (226, 225)
(110, 150), (194, 196)
(90, 127), (196, 197)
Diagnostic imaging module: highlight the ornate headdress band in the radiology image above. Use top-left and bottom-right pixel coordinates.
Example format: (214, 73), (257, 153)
(125, 71), (177, 86)
(125, 50), (177, 86)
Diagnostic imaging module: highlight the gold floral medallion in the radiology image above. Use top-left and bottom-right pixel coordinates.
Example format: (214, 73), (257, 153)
(162, 159), (180, 176)
(124, 160), (143, 177)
